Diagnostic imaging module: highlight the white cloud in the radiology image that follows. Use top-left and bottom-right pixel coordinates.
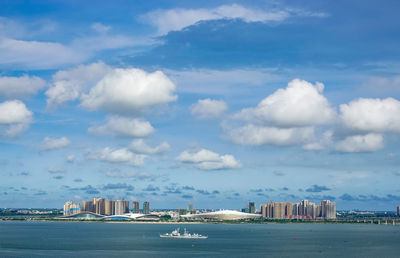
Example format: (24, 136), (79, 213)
(335, 133), (384, 153)
(228, 124), (314, 146)
(88, 147), (147, 166)
(190, 99), (227, 119)
(66, 155), (75, 163)
(80, 68), (177, 114)
(91, 23), (111, 33)
(47, 167), (65, 174)
(0, 75), (46, 98)
(129, 139), (170, 154)
(0, 100), (33, 137)
(176, 148), (241, 170)
(142, 4), (294, 35)
(45, 62), (112, 108)
(235, 79), (336, 127)
(41, 136), (70, 150)
(0, 38), (86, 69)
(302, 130), (333, 150)
(88, 116), (154, 138)
(340, 97), (400, 133)
(165, 68), (280, 95)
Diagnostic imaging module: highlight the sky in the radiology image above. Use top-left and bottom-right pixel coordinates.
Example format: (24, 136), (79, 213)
(0, 0), (400, 210)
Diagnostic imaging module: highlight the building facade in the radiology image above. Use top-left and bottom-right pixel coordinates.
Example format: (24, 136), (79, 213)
(143, 201), (150, 214)
(132, 201), (140, 213)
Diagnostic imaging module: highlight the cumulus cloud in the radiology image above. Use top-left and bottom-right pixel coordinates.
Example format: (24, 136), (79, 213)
(41, 136), (70, 150)
(0, 100), (33, 137)
(235, 79), (335, 127)
(176, 148), (241, 170)
(228, 124), (314, 146)
(0, 75), (46, 98)
(88, 116), (154, 138)
(335, 133), (384, 153)
(190, 98), (227, 119)
(141, 4), (325, 34)
(45, 62), (112, 108)
(340, 97), (400, 133)
(47, 167), (65, 174)
(129, 139), (170, 154)
(80, 68), (177, 114)
(87, 147), (147, 166)
(66, 155), (75, 163)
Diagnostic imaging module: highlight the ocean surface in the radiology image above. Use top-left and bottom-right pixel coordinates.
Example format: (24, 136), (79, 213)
(0, 221), (400, 257)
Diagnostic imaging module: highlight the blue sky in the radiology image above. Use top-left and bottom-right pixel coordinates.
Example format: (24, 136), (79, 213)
(1, 0), (400, 210)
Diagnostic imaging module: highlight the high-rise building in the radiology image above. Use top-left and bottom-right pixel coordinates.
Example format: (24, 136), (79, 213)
(132, 201), (140, 213)
(178, 208), (187, 215)
(261, 202), (293, 219)
(249, 202), (256, 214)
(81, 200), (94, 213)
(63, 201), (81, 216)
(397, 205), (400, 217)
(115, 200), (129, 215)
(105, 200), (115, 216)
(93, 197), (105, 215)
(143, 201), (150, 214)
(320, 200), (336, 219)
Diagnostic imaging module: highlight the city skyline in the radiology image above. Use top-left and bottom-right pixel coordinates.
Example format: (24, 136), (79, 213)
(1, 1), (400, 210)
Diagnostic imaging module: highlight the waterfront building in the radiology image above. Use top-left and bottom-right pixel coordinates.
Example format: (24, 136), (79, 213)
(63, 201), (81, 216)
(115, 200), (129, 215)
(320, 200), (336, 219)
(249, 202), (256, 214)
(105, 200), (115, 216)
(397, 205), (400, 217)
(132, 201), (140, 213)
(143, 201), (150, 214)
(93, 198), (105, 215)
(261, 202), (293, 219)
(178, 208), (187, 215)
(188, 203), (194, 214)
(81, 200), (94, 213)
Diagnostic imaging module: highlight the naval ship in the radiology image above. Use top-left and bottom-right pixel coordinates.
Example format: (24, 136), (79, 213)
(160, 228), (208, 239)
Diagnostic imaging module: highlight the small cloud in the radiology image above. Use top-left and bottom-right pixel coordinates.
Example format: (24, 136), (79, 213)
(143, 184), (160, 192)
(53, 175), (63, 180)
(34, 191), (47, 195)
(190, 98), (228, 119)
(103, 183), (134, 191)
(20, 171), (29, 176)
(48, 167), (65, 174)
(265, 188), (275, 192)
(305, 184), (331, 193)
(66, 155), (75, 163)
(250, 188), (263, 193)
(280, 187), (289, 191)
(74, 178), (83, 182)
(181, 194), (193, 199)
(182, 186), (195, 191)
(41, 136), (70, 151)
(212, 190), (220, 194)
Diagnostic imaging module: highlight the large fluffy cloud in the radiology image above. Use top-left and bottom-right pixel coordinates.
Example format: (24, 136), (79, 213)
(190, 98), (227, 119)
(87, 147), (147, 166)
(80, 68), (177, 114)
(41, 136), (70, 150)
(340, 97), (400, 133)
(176, 148), (241, 170)
(88, 116), (154, 138)
(0, 100), (33, 137)
(141, 4), (325, 34)
(0, 75), (46, 98)
(228, 124), (315, 146)
(335, 133), (384, 153)
(129, 139), (170, 154)
(235, 79), (336, 127)
(45, 62), (112, 108)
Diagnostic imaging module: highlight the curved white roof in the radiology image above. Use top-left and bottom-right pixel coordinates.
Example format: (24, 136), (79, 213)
(182, 210), (261, 220)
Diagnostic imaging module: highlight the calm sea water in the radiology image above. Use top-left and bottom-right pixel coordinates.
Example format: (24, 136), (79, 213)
(0, 221), (400, 257)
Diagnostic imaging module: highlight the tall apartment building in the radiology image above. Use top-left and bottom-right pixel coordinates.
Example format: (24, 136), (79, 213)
(105, 200), (115, 216)
(249, 202), (256, 214)
(93, 197), (105, 215)
(143, 201), (150, 214)
(132, 201), (140, 213)
(320, 200), (336, 219)
(261, 202), (293, 219)
(115, 200), (129, 215)
(397, 205), (400, 217)
(63, 201), (81, 216)
(81, 200), (94, 213)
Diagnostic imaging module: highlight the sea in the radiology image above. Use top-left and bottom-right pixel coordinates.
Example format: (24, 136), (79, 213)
(0, 221), (399, 257)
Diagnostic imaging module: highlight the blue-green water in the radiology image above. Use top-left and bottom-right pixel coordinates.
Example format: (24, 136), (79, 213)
(1, 222), (400, 257)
